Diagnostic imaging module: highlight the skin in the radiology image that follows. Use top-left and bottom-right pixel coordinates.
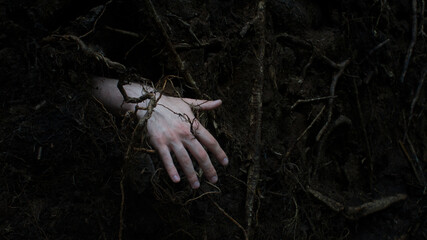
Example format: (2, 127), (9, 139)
(92, 77), (228, 189)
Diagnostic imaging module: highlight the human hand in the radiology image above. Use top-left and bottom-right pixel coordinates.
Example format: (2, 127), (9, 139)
(142, 95), (228, 189)
(92, 77), (227, 189)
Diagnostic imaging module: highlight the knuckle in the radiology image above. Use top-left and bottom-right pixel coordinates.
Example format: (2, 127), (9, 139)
(182, 131), (193, 139)
(206, 138), (219, 149)
(198, 150), (209, 160)
(150, 135), (165, 145)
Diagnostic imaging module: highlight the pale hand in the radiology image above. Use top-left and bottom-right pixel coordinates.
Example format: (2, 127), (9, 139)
(143, 95), (228, 189)
(92, 77), (228, 189)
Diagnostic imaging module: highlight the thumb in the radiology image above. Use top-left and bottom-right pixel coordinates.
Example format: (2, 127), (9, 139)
(182, 98), (222, 110)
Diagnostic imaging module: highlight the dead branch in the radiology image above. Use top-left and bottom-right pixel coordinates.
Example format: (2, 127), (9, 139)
(144, 0), (201, 96)
(400, 0), (418, 83)
(245, 1), (265, 238)
(316, 59), (351, 141)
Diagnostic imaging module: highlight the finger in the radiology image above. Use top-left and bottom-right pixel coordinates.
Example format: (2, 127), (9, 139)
(194, 125), (228, 166)
(157, 146), (181, 183)
(184, 138), (218, 183)
(171, 143), (200, 189)
(182, 98), (222, 111)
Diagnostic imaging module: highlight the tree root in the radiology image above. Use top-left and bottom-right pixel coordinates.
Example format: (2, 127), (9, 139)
(211, 198), (248, 240)
(307, 186), (407, 220)
(245, 1), (265, 238)
(400, 0), (418, 83)
(144, 0), (201, 96)
(316, 59), (350, 141)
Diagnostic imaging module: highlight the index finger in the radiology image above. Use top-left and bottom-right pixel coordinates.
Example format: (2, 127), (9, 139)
(181, 98), (222, 111)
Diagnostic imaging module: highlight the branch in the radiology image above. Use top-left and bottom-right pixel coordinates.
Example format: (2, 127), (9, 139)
(400, 0), (418, 83)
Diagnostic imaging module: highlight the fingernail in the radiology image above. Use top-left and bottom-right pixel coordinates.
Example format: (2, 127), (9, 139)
(172, 175), (180, 182)
(210, 175), (218, 183)
(191, 181), (200, 189)
(223, 157), (229, 165)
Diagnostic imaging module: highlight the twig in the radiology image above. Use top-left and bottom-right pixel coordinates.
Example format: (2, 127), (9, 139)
(399, 140), (427, 193)
(125, 36), (147, 60)
(400, 0), (418, 83)
(104, 25), (140, 38)
(302, 53), (315, 79)
(133, 147), (156, 153)
(367, 38), (390, 56)
(163, 229), (195, 240)
(359, 38), (390, 64)
(184, 182), (221, 205)
(80, 0), (113, 38)
(167, 13), (203, 46)
(316, 59), (351, 141)
(210, 198), (248, 240)
(92, 96), (125, 144)
(406, 138), (427, 194)
(353, 78), (374, 189)
(315, 115), (352, 176)
(144, 0), (201, 96)
(118, 169), (125, 240)
(419, 0), (426, 37)
(291, 96), (336, 110)
(284, 105), (326, 159)
(245, 1), (265, 238)
(408, 66), (427, 124)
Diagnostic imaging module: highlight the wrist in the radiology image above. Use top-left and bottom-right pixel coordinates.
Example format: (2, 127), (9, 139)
(92, 76), (158, 116)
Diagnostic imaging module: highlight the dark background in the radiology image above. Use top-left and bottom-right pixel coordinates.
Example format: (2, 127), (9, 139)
(1, 0), (426, 239)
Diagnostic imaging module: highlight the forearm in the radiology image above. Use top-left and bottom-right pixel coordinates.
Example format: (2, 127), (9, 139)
(92, 77), (154, 115)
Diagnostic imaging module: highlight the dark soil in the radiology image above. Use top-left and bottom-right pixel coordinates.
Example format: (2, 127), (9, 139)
(1, 0), (426, 239)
